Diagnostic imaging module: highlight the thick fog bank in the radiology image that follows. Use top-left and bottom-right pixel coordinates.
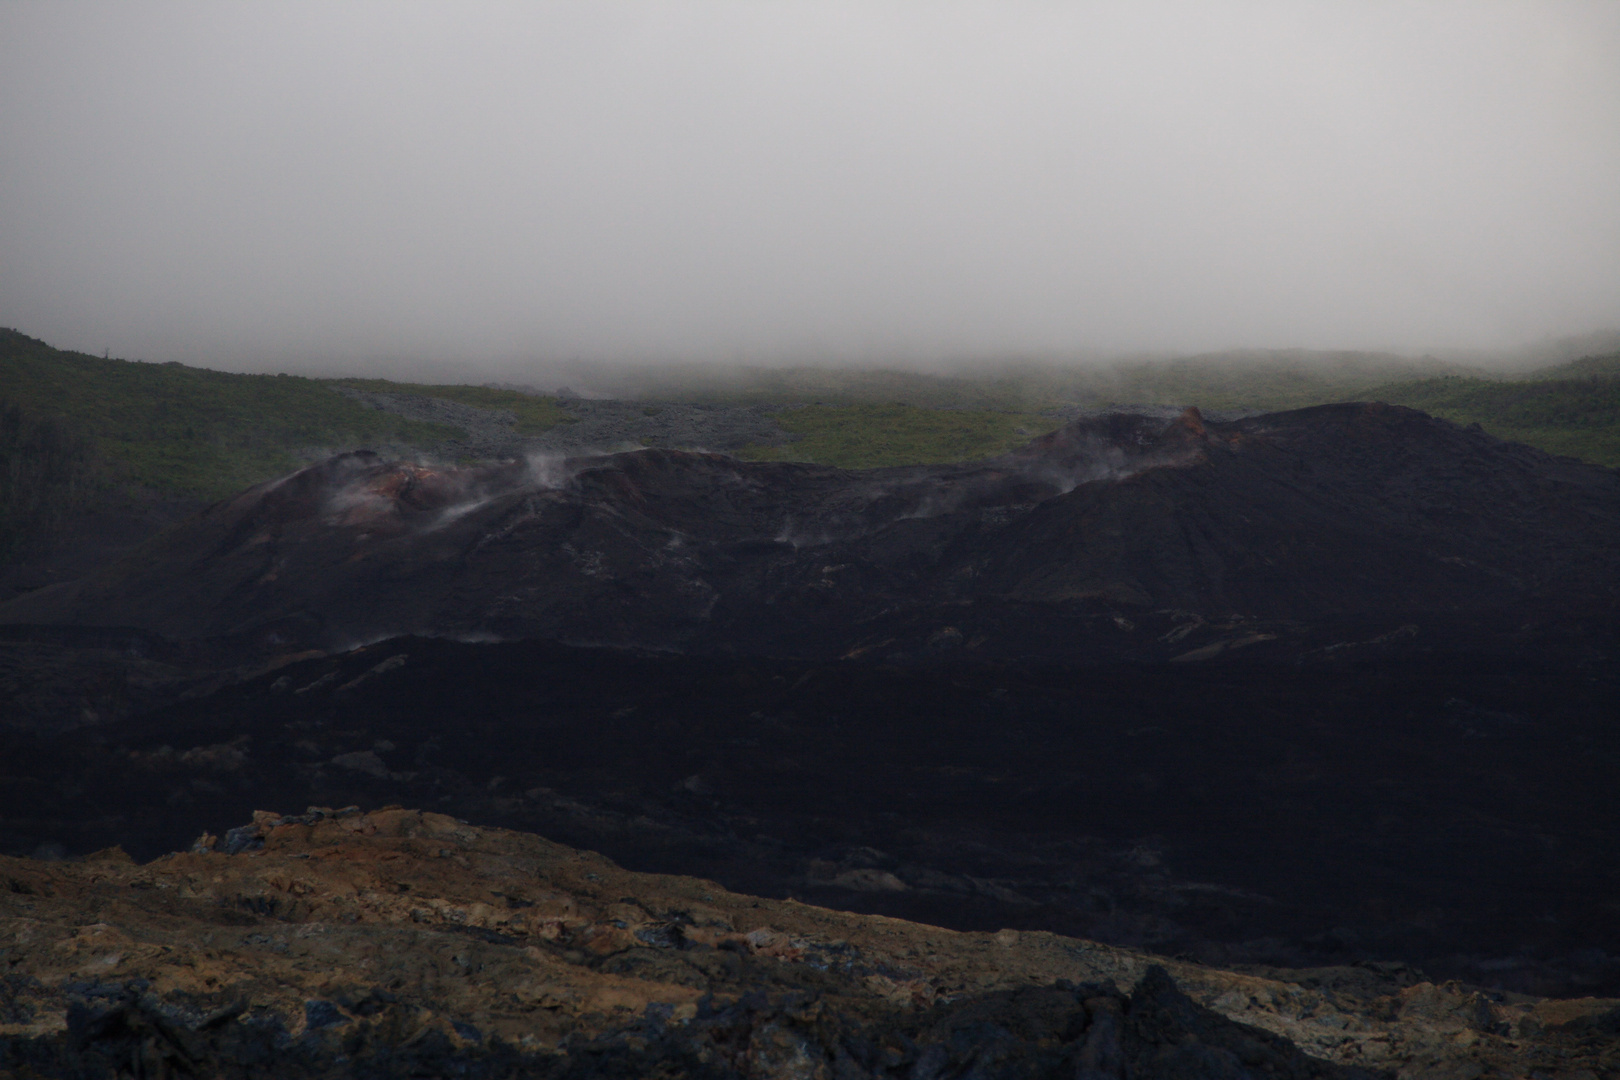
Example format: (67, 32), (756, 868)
(3, 2), (1618, 373)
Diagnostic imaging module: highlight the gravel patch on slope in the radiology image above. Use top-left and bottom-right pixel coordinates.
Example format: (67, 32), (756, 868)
(333, 389), (527, 458)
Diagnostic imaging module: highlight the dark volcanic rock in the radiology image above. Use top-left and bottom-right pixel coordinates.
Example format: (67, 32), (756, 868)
(2, 402), (1619, 1076)
(1, 404), (1615, 663)
(5, 634), (1618, 997)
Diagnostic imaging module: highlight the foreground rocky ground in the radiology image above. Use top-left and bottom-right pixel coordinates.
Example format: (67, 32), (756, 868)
(4, 807), (1617, 1079)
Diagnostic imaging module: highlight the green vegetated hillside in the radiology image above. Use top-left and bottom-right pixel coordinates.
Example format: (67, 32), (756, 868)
(604, 364), (1047, 411)
(0, 401), (100, 560)
(1531, 351), (1620, 381)
(0, 330), (465, 500)
(1091, 349), (1466, 412)
(1087, 349), (1620, 467)
(710, 350), (1620, 470)
(331, 378), (573, 435)
(658, 351), (1479, 468)
(1369, 356), (1620, 467)
(4, 327), (1616, 561)
(626, 350), (1465, 413)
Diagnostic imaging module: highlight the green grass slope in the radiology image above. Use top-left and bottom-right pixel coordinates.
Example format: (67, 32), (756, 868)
(621, 350), (1465, 414)
(4, 324), (1613, 516)
(1367, 357), (1620, 467)
(642, 350), (1475, 469)
(332, 378), (573, 435)
(1090, 349), (1467, 413)
(718, 351), (1620, 470)
(1522, 352), (1620, 381)
(0, 330), (464, 498)
(0, 402), (100, 560)
(602, 365), (1046, 411)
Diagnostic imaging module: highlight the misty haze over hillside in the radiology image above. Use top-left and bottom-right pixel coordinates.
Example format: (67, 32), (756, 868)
(2, 2), (1618, 379)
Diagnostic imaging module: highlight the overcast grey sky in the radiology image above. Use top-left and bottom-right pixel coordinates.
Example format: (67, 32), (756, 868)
(1, 2), (1617, 373)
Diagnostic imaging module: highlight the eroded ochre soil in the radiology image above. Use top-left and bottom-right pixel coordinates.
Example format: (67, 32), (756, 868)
(4, 807), (1618, 1079)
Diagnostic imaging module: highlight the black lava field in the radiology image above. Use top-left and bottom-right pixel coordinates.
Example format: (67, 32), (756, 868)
(3, 403), (1617, 998)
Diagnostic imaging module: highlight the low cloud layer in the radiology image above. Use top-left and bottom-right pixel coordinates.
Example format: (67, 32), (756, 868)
(2, 2), (1618, 373)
